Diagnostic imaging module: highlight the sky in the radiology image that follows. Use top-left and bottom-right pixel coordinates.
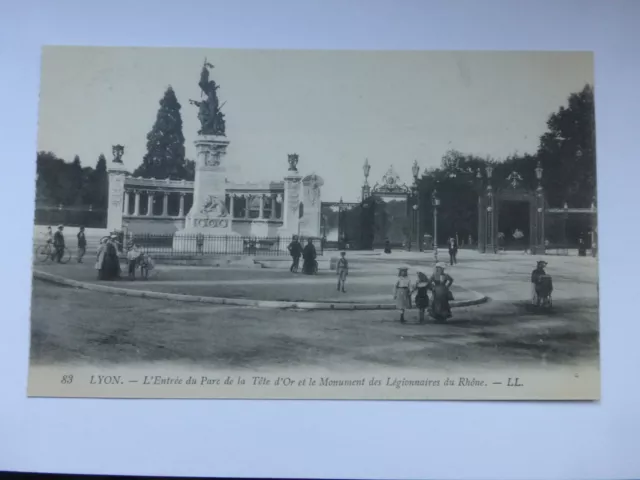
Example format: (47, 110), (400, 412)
(37, 47), (594, 202)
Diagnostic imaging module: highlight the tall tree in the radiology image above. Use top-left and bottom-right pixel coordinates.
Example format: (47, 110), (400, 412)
(134, 86), (188, 180)
(537, 84), (596, 207)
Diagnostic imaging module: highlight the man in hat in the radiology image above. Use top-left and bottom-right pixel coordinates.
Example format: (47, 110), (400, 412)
(288, 235), (303, 273)
(531, 260), (548, 305)
(53, 225), (65, 262)
(336, 251), (349, 293)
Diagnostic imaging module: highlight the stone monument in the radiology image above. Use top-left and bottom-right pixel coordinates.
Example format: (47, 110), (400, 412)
(173, 60), (240, 252)
(106, 144), (129, 232)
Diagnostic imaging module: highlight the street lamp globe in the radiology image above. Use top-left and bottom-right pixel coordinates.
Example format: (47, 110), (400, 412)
(486, 165), (494, 179)
(535, 161), (543, 181)
(412, 204), (418, 211)
(431, 190), (440, 207)
(563, 201), (569, 210)
(476, 168), (482, 179)
(487, 206), (493, 212)
(411, 159), (420, 179)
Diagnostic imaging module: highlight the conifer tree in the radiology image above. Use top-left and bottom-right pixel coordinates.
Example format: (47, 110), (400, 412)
(134, 86), (188, 179)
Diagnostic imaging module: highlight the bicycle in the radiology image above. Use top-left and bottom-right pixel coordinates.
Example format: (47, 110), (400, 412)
(36, 243), (71, 264)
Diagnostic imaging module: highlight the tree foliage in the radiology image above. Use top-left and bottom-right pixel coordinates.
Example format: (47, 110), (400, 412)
(414, 84), (596, 244)
(133, 86), (189, 180)
(36, 151), (108, 210)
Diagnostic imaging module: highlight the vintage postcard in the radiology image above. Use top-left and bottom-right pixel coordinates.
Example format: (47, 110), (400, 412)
(29, 47), (599, 400)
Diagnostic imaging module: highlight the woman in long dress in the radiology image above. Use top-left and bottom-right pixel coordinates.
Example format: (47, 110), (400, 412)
(429, 262), (454, 322)
(302, 238), (317, 275)
(412, 272), (431, 324)
(393, 267), (412, 323)
(96, 238), (108, 280)
(96, 236), (121, 280)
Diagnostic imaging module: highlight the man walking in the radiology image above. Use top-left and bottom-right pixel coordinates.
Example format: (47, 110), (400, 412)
(448, 237), (458, 265)
(288, 235), (303, 273)
(336, 251), (349, 293)
(77, 226), (87, 263)
(53, 225), (65, 262)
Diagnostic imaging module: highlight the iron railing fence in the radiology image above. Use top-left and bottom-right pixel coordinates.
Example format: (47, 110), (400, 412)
(124, 233), (324, 258)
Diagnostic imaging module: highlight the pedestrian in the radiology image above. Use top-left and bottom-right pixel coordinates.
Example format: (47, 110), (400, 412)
(393, 267), (412, 324)
(429, 262), (454, 323)
(196, 233), (204, 255)
(384, 239), (392, 254)
(578, 236), (587, 257)
(302, 238), (317, 275)
(53, 225), (65, 262)
(412, 271), (431, 324)
(76, 226), (87, 263)
(96, 235), (121, 281)
(127, 244), (142, 280)
(531, 260), (548, 305)
(336, 251), (348, 293)
(287, 235), (303, 273)
(448, 237), (458, 265)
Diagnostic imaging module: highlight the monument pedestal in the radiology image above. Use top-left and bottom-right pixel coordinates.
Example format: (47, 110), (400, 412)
(172, 134), (241, 253)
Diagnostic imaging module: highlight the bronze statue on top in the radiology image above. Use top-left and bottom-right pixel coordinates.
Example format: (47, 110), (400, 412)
(189, 59), (226, 136)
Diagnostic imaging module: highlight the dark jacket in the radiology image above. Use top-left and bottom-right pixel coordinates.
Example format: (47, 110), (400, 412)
(288, 241), (303, 257)
(53, 231), (65, 248)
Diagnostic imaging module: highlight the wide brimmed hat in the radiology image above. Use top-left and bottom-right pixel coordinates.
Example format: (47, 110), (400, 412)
(435, 262), (446, 269)
(397, 267), (409, 272)
(57, 224), (64, 229)
(537, 260), (548, 266)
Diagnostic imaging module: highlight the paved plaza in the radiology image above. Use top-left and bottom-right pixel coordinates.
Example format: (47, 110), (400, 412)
(30, 249), (599, 370)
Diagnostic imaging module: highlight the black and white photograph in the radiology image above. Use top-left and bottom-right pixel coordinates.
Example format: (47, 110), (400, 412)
(28, 47), (599, 399)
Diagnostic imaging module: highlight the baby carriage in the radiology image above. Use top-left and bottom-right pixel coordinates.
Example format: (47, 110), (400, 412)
(534, 274), (553, 309)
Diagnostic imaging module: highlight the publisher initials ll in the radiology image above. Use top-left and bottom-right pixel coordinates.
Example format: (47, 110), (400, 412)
(507, 377), (523, 387)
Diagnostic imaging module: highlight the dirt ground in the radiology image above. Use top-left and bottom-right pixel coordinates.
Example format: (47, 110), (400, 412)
(30, 279), (599, 370)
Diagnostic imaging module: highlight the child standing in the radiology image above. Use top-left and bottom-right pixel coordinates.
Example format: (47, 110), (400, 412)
(336, 251), (349, 293)
(393, 267), (412, 324)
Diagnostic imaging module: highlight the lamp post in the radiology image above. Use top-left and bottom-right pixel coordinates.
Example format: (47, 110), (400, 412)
(362, 159), (371, 200)
(412, 160), (420, 251)
(485, 165), (494, 252)
(432, 189), (440, 261)
(338, 197), (345, 249)
(563, 201), (569, 254)
(535, 161), (544, 254)
(591, 197), (597, 257)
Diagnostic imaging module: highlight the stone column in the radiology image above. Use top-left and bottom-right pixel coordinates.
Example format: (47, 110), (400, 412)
(146, 192), (154, 216)
(259, 195), (265, 219)
(270, 194), (276, 219)
(123, 191), (130, 215)
(244, 195), (250, 219)
(229, 195), (235, 218)
(162, 193), (169, 216)
(178, 193), (185, 217)
(106, 162), (128, 232)
(133, 191), (141, 216)
(283, 175), (302, 232)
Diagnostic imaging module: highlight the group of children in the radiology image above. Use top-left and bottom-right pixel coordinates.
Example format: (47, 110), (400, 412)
(335, 251), (455, 324)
